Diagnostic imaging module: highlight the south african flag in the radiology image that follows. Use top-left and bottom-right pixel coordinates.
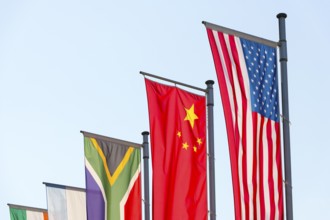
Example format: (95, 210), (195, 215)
(82, 131), (141, 220)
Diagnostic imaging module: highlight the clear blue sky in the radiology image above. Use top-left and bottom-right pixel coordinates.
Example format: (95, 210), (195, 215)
(1, 1), (329, 219)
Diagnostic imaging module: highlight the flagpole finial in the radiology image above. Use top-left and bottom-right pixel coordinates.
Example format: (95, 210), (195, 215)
(142, 131), (150, 135)
(277, 13), (287, 18)
(205, 80), (214, 85)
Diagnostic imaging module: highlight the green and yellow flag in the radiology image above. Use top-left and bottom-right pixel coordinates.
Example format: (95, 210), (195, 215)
(82, 131), (141, 220)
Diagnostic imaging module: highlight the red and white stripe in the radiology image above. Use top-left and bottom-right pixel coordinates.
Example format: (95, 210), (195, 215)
(206, 28), (283, 220)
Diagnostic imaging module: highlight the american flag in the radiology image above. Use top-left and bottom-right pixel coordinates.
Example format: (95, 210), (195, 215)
(205, 25), (284, 220)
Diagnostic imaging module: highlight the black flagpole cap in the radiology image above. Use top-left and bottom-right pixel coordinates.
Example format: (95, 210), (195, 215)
(277, 13), (287, 18)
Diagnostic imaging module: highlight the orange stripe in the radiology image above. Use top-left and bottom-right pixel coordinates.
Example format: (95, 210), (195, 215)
(43, 212), (48, 220)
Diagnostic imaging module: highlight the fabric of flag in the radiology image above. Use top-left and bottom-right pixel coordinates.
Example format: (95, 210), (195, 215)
(45, 183), (86, 220)
(83, 132), (141, 220)
(145, 78), (207, 220)
(9, 205), (48, 220)
(205, 26), (284, 220)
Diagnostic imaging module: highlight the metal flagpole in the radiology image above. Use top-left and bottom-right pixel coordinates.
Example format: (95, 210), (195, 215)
(142, 131), (150, 220)
(7, 204), (48, 213)
(206, 80), (216, 220)
(140, 71), (207, 93)
(277, 13), (293, 220)
(202, 21), (278, 48)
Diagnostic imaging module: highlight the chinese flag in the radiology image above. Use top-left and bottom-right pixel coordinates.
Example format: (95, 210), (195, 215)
(145, 78), (207, 220)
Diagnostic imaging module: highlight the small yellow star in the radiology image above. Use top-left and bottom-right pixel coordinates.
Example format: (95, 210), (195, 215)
(184, 104), (198, 128)
(193, 146), (197, 152)
(177, 131), (182, 138)
(182, 142), (189, 150)
(197, 138), (202, 145)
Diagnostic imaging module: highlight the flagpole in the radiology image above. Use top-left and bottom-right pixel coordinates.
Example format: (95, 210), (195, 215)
(7, 204), (47, 213)
(142, 131), (150, 220)
(202, 21), (278, 48)
(277, 13), (293, 220)
(206, 80), (216, 220)
(140, 71), (207, 93)
(43, 182), (85, 192)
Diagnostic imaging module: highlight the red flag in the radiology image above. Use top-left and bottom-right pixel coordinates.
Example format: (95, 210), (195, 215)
(145, 78), (207, 220)
(205, 25), (284, 220)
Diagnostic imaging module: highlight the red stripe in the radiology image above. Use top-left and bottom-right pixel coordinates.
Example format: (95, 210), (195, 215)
(218, 32), (243, 220)
(275, 123), (284, 220)
(228, 35), (250, 220)
(252, 114), (258, 220)
(258, 116), (265, 220)
(221, 32), (245, 220)
(124, 174), (142, 220)
(267, 120), (276, 220)
(207, 28), (242, 220)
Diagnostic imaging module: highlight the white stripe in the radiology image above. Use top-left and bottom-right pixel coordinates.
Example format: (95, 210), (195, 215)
(85, 158), (108, 220)
(66, 188), (87, 220)
(26, 210), (44, 220)
(262, 118), (271, 219)
(238, 144), (245, 220)
(235, 37), (255, 220)
(119, 165), (141, 220)
(46, 185), (87, 220)
(256, 116), (261, 220)
(272, 121), (279, 220)
(222, 33), (246, 220)
(47, 187), (67, 220)
(212, 30), (237, 127)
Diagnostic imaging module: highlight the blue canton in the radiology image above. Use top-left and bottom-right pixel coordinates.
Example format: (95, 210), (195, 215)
(241, 38), (279, 122)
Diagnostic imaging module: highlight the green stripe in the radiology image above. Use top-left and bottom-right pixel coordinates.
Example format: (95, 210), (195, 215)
(84, 137), (141, 220)
(84, 137), (110, 191)
(10, 207), (27, 220)
(107, 148), (140, 219)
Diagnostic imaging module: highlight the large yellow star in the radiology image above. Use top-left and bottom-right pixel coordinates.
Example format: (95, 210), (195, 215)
(184, 104), (198, 128)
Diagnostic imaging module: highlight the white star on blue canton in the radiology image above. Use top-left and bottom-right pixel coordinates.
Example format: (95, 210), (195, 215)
(240, 38), (279, 122)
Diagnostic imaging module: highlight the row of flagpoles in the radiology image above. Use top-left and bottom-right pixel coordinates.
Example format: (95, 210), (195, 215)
(8, 13), (292, 220)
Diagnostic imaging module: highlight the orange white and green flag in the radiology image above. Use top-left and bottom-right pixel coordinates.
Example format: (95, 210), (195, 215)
(8, 204), (48, 220)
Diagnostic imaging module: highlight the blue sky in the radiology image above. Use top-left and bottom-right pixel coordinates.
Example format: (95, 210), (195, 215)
(1, 1), (330, 219)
